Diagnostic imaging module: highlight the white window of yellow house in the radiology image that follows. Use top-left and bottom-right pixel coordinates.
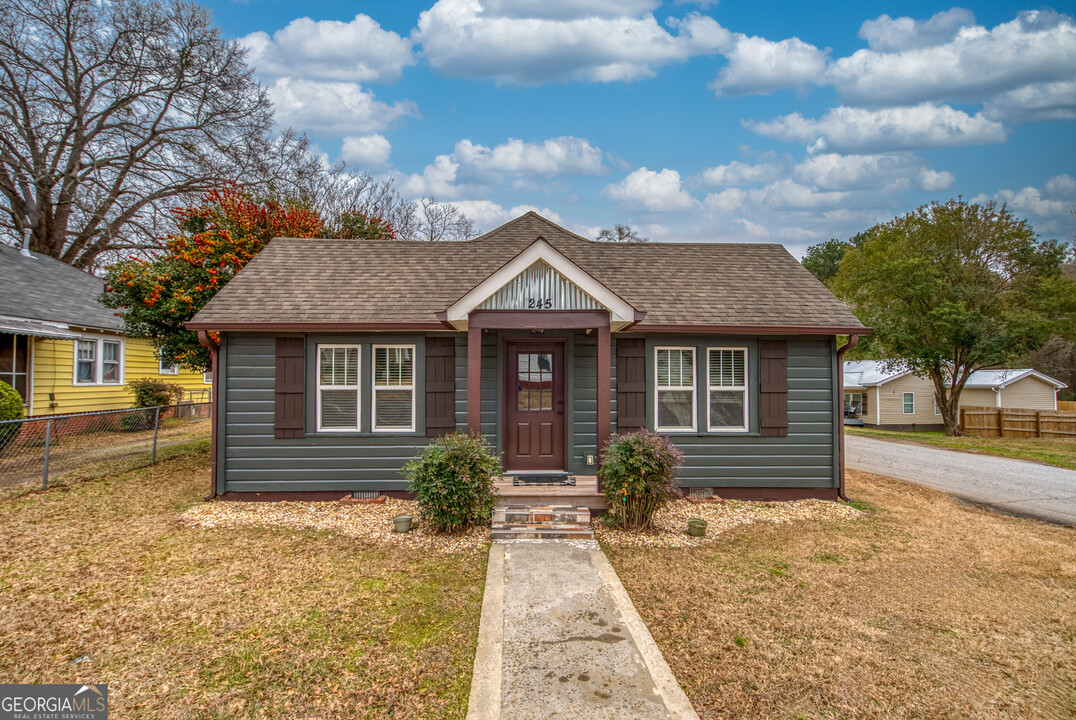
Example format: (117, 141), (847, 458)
(317, 345), (360, 431)
(74, 338), (123, 385)
(707, 348), (747, 431)
(373, 345), (415, 432)
(158, 354), (179, 375)
(903, 392), (915, 414)
(656, 347), (696, 432)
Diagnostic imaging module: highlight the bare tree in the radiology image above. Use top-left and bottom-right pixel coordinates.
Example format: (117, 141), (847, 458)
(597, 223), (648, 242)
(0, 0), (275, 269)
(415, 196), (477, 242)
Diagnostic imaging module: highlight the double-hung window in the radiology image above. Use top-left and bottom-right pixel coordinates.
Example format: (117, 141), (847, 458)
(707, 348), (748, 431)
(656, 347), (696, 432)
(75, 338), (123, 385)
(317, 346), (360, 431)
(373, 345), (415, 432)
(903, 392), (915, 414)
(159, 356), (179, 375)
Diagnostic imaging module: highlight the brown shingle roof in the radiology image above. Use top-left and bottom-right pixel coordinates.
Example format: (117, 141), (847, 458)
(189, 212), (866, 331)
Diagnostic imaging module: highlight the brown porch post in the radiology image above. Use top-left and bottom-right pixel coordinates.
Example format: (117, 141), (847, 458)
(596, 322), (611, 463)
(467, 324), (482, 434)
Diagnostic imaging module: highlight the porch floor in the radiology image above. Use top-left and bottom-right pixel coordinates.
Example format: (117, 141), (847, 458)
(494, 475), (608, 511)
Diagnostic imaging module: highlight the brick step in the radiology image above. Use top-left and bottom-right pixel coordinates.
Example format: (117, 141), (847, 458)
(491, 504), (595, 540)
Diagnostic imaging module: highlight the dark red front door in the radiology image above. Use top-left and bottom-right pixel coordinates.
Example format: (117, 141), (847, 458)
(505, 342), (565, 471)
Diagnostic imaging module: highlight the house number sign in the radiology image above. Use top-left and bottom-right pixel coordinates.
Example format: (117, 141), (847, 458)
(527, 298), (553, 309)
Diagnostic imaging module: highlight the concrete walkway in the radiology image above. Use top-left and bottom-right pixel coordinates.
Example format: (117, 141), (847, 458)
(467, 540), (700, 720)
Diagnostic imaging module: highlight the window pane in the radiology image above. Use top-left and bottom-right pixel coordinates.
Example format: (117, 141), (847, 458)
(13, 374), (27, 401)
(710, 390), (745, 428)
(320, 347), (358, 386)
(903, 393), (914, 413)
(103, 342), (119, 362)
(77, 341), (95, 383)
(0, 334), (12, 374)
(657, 349), (670, 387)
(709, 349), (745, 387)
(102, 361), (120, 383)
(321, 390), (358, 428)
(516, 353), (552, 410)
(657, 348), (693, 388)
(375, 347), (413, 387)
(658, 389), (693, 428)
(375, 389), (412, 428)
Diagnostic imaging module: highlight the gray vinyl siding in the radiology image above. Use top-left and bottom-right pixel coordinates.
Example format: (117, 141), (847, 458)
(639, 335), (837, 489)
(218, 331), (837, 492)
(221, 333), (436, 492)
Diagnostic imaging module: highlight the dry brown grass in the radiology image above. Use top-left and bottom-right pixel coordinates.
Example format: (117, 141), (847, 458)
(0, 450), (487, 719)
(605, 470), (1076, 720)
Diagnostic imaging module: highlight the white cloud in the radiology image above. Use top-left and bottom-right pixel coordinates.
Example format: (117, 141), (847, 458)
(793, 152), (925, 190)
(340, 135), (392, 170)
(450, 200), (514, 228)
(242, 15), (415, 83)
(828, 10), (1076, 106)
(745, 103), (1007, 153)
(977, 176), (1076, 234)
(480, 0), (659, 20)
(983, 81), (1076, 125)
(700, 159), (786, 187)
(603, 167), (697, 212)
(402, 136), (605, 198)
(703, 187), (747, 213)
(509, 205), (563, 223)
(918, 168), (955, 191)
(267, 79), (418, 135)
(413, 0), (729, 84)
(709, 35), (828, 96)
(752, 179), (853, 211)
(858, 8), (976, 52)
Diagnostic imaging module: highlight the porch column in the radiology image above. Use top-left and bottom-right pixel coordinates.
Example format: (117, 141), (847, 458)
(467, 324), (482, 434)
(596, 323), (611, 460)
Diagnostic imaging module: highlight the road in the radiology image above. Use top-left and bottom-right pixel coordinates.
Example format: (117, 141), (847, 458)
(845, 435), (1076, 526)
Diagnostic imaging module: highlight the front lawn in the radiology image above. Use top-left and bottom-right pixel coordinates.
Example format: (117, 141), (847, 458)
(847, 425), (1076, 469)
(606, 470), (1076, 719)
(0, 451), (487, 719)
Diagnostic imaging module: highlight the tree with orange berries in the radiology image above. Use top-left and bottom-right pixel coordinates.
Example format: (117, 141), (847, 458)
(103, 187), (394, 370)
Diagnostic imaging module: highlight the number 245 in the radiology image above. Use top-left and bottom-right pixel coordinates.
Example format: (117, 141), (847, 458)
(527, 298), (552, 309)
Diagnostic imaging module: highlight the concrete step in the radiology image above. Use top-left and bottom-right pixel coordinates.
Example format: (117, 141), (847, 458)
(491, 504), (594, 540)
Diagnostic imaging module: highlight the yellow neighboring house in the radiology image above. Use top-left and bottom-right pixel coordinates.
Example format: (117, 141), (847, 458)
(1, 244), (211, 417)
(843, 360), (1066, 430)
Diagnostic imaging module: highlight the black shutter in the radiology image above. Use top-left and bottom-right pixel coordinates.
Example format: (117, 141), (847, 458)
(274, 337), (305, 439)
(425, 337), (456, 436)
(616, 338), (646, 432)
(759, 339), (788, 437)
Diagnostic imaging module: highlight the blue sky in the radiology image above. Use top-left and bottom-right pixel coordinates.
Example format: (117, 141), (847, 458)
(201, 0), (1076, 256)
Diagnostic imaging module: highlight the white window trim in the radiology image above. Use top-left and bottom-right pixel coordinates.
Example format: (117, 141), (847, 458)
(934, 395), (941, 415)
(159, 356), (179, 375)
(72, 337), (125, 386)
(902, 392), (915, 415)
(706, 346), (749, 432)
(655, 346), (697, 433)
(372, 344), (416, 433)
(203, 370), (213, 385)
(316, 344), (361, 433)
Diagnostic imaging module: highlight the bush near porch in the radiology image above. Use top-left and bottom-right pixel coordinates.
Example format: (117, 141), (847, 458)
(599, 430), (684, 529)
(403, 432), (501, 533)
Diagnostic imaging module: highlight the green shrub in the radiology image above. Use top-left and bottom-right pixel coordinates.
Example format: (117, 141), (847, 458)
(119, 410), (156, 433)
(403, 433), (502, 533)
(0, 380), (25, 454)
(127, 378), (185, 408)
(599, 430), (684, 529)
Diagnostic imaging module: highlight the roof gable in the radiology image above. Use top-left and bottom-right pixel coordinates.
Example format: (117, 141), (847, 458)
(445, 238), (637, 328)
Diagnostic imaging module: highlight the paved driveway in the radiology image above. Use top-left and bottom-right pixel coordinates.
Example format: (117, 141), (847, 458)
(846, 435), (1076, 525)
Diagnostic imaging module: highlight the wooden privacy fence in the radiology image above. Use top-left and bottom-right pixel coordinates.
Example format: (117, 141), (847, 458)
(960, 405), (1076, 438)
(1058, 400), (1076, 412)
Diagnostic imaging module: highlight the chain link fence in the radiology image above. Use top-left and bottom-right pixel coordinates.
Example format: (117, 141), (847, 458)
(0, 401), (212, 490)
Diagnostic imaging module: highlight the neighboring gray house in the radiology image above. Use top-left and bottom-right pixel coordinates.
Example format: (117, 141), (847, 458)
(188, 213), (868, 503)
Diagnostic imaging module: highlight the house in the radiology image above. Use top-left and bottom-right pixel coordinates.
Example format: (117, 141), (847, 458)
(187, 212), (869, 502)
(843, 360), (1066, 430)
(0, 244), (212, 416)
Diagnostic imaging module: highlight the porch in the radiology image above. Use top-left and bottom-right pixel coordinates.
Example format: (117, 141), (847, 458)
(494, 474), (608, 511)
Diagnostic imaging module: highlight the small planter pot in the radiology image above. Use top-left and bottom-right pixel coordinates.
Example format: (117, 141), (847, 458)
(393, 514), (413, 533)
(687, 518), (707, 537)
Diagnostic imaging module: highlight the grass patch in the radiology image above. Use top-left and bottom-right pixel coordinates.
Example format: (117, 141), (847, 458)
(847, 426), (1076, 470)
(0, 451), (487, 719)
(606, 470), (1076, 719)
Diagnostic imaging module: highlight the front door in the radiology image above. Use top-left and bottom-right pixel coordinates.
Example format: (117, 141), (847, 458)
(505, 341), (566, 471)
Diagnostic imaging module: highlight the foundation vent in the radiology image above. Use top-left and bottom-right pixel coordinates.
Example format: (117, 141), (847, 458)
(352, 491), (380, 499)
(688, 487), (714, 499)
